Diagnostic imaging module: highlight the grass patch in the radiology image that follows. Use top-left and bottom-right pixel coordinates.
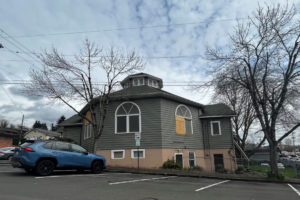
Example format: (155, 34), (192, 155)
(249, 165), (300, 179)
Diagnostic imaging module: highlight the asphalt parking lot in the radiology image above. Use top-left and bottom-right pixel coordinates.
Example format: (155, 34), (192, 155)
(0, 165), (299, 200)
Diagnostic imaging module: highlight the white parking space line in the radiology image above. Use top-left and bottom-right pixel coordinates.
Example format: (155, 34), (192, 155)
(109, 176), (173, 185)
(35, 174), (107, 179)
(287, 184), (300, 196)
(195, 180), (230, 192)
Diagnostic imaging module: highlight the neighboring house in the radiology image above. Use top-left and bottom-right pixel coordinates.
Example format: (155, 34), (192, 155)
(24, 129), (61, 140)
(61, 73), (237, 172)
(57, 114), (82, 144)
(0, 128), (23, 148)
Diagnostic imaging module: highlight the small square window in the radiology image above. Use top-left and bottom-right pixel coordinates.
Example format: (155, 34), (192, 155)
(131, 149), (145, 159)
(111, 150), (125, 159)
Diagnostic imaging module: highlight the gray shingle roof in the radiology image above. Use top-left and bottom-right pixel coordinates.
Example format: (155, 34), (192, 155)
(59, 114), (82, 127)
(109, 85), (204, 108)
(79, 86), (235, 119)
(200, 103), (235, 118)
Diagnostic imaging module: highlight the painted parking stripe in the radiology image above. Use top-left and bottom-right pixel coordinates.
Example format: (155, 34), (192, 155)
(288, 184), (300, 196)
(35, 174), (107, 179)
(195, 180), (230, 192)
(109, 176), (172, 185)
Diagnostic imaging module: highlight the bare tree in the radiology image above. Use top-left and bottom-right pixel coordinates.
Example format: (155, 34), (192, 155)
(0, 119), (9, 128)
(27, 39), (144, 152)
(207, 4), (300, 176)
(212, 74), (266, 155)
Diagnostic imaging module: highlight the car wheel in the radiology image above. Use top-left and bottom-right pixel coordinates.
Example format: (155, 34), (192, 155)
(91, 160), (103, 174)
(35, 160), (55, 176)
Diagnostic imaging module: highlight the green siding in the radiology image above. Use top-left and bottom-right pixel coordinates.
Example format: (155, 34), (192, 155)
(61, 126), (81, 144)
(160, 99), (204, 149)
(202, 118), (234, 149)
(96, 98), (162, 150)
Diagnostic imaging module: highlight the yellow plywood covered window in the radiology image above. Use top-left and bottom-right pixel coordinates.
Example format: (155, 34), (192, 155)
(176, 116), (185, 134)
(175, 105), (193, 135)
(84, 111), (92, 125)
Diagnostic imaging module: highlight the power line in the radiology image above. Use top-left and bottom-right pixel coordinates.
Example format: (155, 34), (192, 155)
(0, 29), (43, 66)
(6, 18), (246, 39)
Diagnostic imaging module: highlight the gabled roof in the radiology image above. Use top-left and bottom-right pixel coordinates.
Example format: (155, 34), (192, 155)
(58, 114), (82, 127)
(26, 129), (61, 137)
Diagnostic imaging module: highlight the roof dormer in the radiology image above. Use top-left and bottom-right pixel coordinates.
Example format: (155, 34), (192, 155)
(120, 73), (163, 89)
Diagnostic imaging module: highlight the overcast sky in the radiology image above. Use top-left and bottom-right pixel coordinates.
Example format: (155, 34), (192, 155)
(0, 0), (299, 140)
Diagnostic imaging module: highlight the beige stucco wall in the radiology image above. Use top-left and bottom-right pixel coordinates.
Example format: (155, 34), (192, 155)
(97, 148), (237, 172)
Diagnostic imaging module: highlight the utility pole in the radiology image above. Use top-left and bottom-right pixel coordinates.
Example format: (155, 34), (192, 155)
(19, 114), (24, 145)
(292, 132), (295, 154)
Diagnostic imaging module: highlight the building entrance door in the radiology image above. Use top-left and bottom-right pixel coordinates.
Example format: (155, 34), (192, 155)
(214, 154), (224, 172)
(175, 154), (183, 168)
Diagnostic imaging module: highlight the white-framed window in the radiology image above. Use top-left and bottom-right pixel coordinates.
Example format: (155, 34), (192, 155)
(138, 78), (144, 85)
(83, 124), (92, 140)
(175, 105), (193, 135)
(211, 121), (221, 136)
(115, 102), (141, 134)
(111, 150), (125, 159)
(133, 79), (138, 86)
(131, 149), (145, 159)
(189, 152), (196, 167)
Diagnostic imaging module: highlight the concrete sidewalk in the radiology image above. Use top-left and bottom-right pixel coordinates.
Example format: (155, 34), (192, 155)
(105, 166), (300, 184)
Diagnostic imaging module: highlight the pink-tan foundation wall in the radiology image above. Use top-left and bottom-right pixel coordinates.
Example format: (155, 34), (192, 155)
(97, 148), (237, 172)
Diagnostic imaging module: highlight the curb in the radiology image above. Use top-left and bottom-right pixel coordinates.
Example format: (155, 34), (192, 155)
(105, 168), (300, 185)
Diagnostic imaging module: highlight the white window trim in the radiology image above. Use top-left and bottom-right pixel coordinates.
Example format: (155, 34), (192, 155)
(131, 149), (145, 159)
(115, 101), (142, 134)
(188, 151), (196, 167)
(175, 104), (193, 135)
(174, 153), (184, 168)
(210, 121), (222, 136)
(83, 124), (92, 140)
(111, 150), (125, 159)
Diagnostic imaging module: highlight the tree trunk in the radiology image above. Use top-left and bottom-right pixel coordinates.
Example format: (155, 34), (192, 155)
(269, 142), (279, 177)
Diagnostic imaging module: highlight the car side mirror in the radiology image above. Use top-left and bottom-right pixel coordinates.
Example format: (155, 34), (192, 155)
(83, 152), (88, 155)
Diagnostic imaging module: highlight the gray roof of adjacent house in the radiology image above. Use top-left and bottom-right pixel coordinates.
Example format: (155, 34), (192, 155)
(26, 129), (62, 137)
(0, 128), (22, 138)
(58, 114), (82, 127)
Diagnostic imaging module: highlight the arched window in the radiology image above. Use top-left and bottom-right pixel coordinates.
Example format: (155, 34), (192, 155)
(115, 102), (141, 134)
(175, 105), (193, 135)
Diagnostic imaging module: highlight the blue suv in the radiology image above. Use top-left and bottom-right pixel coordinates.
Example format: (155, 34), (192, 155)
(11, 141), (106, 176)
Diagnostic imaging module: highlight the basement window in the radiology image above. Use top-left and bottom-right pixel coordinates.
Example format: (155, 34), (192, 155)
(131, 149), (145, 159)
(111, 150), (125, 159)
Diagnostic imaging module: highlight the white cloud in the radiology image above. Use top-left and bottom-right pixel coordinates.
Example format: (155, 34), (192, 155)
(0, 0), (299, 129)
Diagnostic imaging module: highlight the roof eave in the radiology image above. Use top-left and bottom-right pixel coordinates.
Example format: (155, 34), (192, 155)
(199, 114), (236, 119)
